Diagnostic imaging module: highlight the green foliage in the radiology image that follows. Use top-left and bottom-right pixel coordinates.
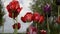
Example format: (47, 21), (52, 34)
(30, 0), (57, 15)
(0, 0), (4, 26)
(29, 0), (59, 34)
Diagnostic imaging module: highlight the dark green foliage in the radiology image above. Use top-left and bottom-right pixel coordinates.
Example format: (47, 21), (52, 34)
(29, 0), (59, 34)
(0, 0), (4, 26)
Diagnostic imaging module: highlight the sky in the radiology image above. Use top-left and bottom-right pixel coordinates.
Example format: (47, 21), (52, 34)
(0, 0), (33, 33)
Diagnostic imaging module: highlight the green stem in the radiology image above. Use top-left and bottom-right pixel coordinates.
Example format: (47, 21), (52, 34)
(13, 20), (18, 34)
(14, 28), (18, 34)
(58, 6), (60, 34)
(47, 15), (50, 34)
(58, 6), (60, 18)
(12, 13), (17, 34)
(36, 22), (38, 34)
(14, 18), (18, 34)
(36, 23), (37, 28)
(2, 23), (4, 34)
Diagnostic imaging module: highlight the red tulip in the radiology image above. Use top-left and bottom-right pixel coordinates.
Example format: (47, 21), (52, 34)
(33, 12), (40, 22)
(38, 15), (44, 24)
(21, 12), (33, 23)
(6, 0), (22, 12)
(13, 0), (16, 1)
(12, 23), (21, 29)
(17, 7), (23, 13)
(9, 13), (12, 18)
(29, 26), (37, 32)
(24, 12), (33, 22)
(9, 11), (19, 18)
(29, 26), (37, 34)
(9, 1), (20, 10)
(30, 26), (37, 32)
(40, 30), (47, 34)
(6, 0), (22, 18)
(21, 17), (26, 23)
(6, 5), (11, 13)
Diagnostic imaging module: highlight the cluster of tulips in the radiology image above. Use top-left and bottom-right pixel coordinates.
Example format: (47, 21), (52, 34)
(21, 12), (44, 24)
(6, 0), (22, 30)
(21, 12), (45, 34)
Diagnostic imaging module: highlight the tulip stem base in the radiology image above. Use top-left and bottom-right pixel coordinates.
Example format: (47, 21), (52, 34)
(58, 6), (59, 21)
(14, 28), (18, 34)
(2, 23), (4, 34)
(47, 15), (50, 34)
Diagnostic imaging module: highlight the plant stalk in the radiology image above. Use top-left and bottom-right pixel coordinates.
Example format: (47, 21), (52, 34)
(47, 15), (50, 34)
